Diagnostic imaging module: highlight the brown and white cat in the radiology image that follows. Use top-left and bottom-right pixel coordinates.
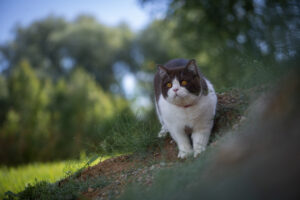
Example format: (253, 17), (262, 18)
(154, 58), (217, 158)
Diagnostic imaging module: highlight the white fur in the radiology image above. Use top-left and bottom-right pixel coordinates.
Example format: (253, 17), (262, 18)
(156, 78), (217, 158)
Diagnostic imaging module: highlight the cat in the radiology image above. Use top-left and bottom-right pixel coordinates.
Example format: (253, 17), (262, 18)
(154, 58), (217, 158)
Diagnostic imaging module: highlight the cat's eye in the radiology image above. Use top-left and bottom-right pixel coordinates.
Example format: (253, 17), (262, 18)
(166, 82), (172, 88)
(181, 80), (188, 86)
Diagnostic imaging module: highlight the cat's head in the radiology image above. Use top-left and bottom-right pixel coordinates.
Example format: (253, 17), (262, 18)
(157, 59), (208, 106)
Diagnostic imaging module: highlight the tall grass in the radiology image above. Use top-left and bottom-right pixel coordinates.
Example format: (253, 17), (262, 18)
(91, 109), (161, 156)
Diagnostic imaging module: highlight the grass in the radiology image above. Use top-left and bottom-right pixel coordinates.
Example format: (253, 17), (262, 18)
(0, 155), (111, 199)
(9, 175), (110, 200)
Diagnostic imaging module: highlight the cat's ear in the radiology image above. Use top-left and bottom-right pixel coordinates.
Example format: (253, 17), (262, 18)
(185, 59), (199, 75)
(157, 64), (168, 77)
(186, 59), (208, 95)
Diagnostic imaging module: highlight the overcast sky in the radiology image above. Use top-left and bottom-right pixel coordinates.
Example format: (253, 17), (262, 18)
(0, 0), (159, 43)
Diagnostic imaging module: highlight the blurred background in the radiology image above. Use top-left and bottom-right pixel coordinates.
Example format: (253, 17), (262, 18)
(0, 0), (299, 167)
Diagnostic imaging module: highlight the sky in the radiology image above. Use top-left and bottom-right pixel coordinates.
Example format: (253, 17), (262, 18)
(0, 0), (156, 43)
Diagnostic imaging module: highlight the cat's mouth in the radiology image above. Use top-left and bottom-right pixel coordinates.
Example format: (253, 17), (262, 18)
(172, 94), (187, 103)
(174, 93), (185, 98)
(174, 94), (181, 98)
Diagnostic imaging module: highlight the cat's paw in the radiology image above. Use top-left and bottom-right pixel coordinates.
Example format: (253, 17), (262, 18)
(158, 129), (168, 138)
(193, 146), (206, 158)
(178, 150), (193, 159)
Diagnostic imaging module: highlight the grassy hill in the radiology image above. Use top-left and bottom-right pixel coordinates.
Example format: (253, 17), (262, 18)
(3, 72), (300, 200)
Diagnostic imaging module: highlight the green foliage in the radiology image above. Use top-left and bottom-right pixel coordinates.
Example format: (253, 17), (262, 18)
(137, 20), (186, 70)
(0, 15), (137, 90)
(140, 0), (299, 89)
(0, 60), (52, 164)
(49, 16), (137, 89)
(0, 61), (131, 165)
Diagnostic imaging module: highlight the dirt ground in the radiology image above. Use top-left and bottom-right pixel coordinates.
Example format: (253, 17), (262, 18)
(78, 137), (179, 200)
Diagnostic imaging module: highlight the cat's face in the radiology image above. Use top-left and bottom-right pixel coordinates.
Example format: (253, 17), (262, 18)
(158, 60), (202, 106)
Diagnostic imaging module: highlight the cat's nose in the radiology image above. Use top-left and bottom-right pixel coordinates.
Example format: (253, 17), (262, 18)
(173, 88), (179, 92)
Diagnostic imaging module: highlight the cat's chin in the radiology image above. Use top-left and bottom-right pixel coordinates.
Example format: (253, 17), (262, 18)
(166, 95), (199, 107)
(166, 97), (184, 106)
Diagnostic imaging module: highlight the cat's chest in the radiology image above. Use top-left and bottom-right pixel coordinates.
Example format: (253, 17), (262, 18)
(158, 96), (203, 124)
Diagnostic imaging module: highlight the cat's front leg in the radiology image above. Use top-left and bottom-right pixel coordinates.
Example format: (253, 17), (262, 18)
(192, 129), (211, 157)
(158, 125), (168, 138)
(169, 128), (193, 158)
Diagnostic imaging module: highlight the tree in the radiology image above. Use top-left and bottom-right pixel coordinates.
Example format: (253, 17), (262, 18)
(0, 15), (138, 90)
(0, 60), (132, 165)
(0, 75), (8, 126)
(140, 0), (300, 88)
(0, 60), (51, 164)
(0, 16), (67, 77)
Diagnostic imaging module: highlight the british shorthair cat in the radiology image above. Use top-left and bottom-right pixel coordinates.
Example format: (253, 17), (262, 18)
(154, 58), (217, 158)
